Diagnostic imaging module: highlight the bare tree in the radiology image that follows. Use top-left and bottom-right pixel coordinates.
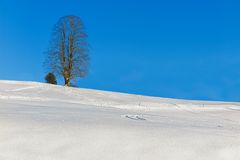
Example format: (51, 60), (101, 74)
(45, 15), (89, 86)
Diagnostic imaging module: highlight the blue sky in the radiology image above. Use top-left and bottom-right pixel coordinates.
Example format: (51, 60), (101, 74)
(0, 0), (240, 101)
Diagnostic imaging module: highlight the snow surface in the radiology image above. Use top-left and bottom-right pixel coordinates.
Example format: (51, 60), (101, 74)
(0, 80), (240, 160)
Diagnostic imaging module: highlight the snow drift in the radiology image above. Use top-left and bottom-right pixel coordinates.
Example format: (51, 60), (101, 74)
(0, 80), (240, 160)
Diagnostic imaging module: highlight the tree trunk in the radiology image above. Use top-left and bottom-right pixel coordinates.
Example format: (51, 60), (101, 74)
(64, 77), (71, 86)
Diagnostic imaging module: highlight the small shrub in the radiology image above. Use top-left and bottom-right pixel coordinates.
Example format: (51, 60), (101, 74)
(45, 73), (57, 85)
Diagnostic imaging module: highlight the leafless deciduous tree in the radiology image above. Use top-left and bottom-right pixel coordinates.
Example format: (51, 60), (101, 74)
(45, 15), (89, 86)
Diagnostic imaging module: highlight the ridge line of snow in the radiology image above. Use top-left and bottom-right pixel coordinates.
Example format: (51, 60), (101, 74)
(1, 80), (240, 111)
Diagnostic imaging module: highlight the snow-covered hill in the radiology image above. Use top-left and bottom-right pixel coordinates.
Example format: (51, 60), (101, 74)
(0, 80), (240, 160)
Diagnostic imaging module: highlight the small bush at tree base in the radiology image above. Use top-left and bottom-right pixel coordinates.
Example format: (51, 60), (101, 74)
(45, 73), (57, 85)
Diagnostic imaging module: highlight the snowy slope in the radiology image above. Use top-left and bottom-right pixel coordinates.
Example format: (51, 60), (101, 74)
(0, 80), (240, 160)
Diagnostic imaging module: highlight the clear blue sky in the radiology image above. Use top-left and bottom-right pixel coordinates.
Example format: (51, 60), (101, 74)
(1, 0), (240, 101)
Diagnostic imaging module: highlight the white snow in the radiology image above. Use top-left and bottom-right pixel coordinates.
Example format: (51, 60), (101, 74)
(0, 80), (240, 160)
